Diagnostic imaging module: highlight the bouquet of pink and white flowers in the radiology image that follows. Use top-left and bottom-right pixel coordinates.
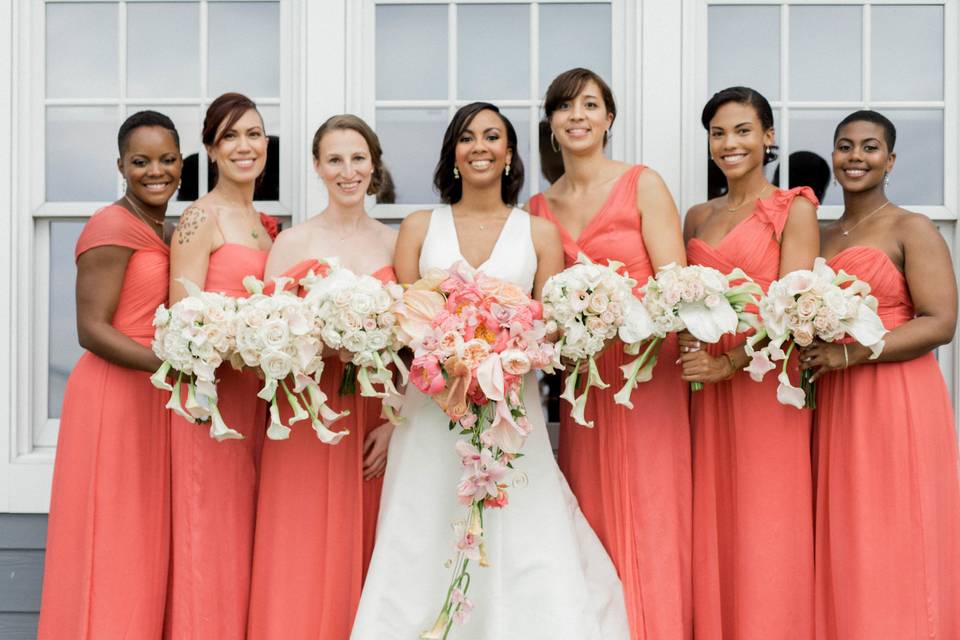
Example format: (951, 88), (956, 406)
(236, 275), (349, 443)
(150, 279), (240, 440)
(395, 262), (556, 639)
(745, 257), (887, 408)
(541, 254), (656, 426)
(301, 261), (408, 423)
(635, 263), (763, 392)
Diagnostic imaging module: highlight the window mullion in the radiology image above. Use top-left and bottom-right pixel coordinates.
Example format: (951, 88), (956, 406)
(529, 1), (540, 195)
(863, 2), (871, 106)
(780, 2), (789, 188)
(118, 0), (127, 199)
(199, 0), (209, 196)
(448, 2), (457, 119)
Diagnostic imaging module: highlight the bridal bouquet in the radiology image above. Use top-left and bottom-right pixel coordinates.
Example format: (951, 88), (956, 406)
(236, 276), (349, 443)
(636, 263), (763, 392)
(300, 261), (408, 423)
(150, 279), (239, 440)
(396, 262), (556, 639)
(744, 257), (887, 409)
(541, 254), (656, 426)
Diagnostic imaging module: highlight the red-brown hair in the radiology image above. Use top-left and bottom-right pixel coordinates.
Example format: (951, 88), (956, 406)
(202, 92), (262, 149)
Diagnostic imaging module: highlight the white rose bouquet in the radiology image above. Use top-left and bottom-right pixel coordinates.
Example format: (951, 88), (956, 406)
(744, 257), (887, 408)
(236, 275), (349, 443)
(150, 279), (240, 440)
(541, 254), (652, 427)
(300, 261), (408, 424)
(638, 263), (763, 392)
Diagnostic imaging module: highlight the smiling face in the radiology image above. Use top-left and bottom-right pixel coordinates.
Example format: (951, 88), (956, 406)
(832, 120), (895, 194)
(207, 108), (267, 185)
(315, 128), (374, 206)
(549, 80), (613, 153)
(454, 109), (513, 189)
(707, 101), (775, 181)
(119, 125), (183, 207)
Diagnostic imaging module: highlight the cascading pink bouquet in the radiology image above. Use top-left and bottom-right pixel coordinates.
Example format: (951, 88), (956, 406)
(395, 262), (556, 639)
(745, 257), (887, 408)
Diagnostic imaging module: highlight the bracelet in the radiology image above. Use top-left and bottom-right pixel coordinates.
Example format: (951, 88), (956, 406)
(722, 352), (738, 379)
(842, 344), (849, 369)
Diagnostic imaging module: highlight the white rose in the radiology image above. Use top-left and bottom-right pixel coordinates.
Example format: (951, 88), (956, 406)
(260, 318), (290, 350)
(586, 291), (609, 314)
(321, 326), (343, 348)
(153, 305), (171, 327)
(261, 348), (293, 380)
(500, 349), (532, 375)
(795, 292), (820, 321)
(342, 331), (367, 353)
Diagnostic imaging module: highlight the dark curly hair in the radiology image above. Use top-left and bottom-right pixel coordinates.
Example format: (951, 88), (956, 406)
(117, 110), (180, 156)
(432, 102), (525, 205)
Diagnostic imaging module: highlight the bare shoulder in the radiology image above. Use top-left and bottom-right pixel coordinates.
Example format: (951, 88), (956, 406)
(399, 209), (431, 231)
(636, 166), (667, 188)
(894, 208), (943, 244)
(683, 200), (714, 236)
(269, 225), (308, 254)
(530, 213), (561, 242)
(372, 216), (400, 240)
(788, 192), (818, 216)
(173, 200), (218, 247)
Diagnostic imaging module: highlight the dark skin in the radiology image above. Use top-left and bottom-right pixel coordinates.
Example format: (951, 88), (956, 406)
(76, 125), (183, 372)
(800, 119), (957, 381)
(680, 101), (819, 383)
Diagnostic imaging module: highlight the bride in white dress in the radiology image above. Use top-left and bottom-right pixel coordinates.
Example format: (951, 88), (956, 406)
(351, 103), (629, 640)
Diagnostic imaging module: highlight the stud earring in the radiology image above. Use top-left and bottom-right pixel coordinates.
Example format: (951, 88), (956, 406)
(453, 166), (460, 180)
(505, 164), (511, 176)
(550, 132), (560, 153)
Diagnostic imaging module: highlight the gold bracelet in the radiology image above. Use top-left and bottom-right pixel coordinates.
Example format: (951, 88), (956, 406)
(842, 343), (849, 369)
(722, 352), (738, 379)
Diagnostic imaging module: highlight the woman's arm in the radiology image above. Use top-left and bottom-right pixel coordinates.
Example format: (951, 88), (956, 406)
(169, 205), (218, 304)
(778, 196), (820, 275)
(393, 210), (431, 285)
(636, 169), (687, 269)
(263, 228), (304, 282)
(530, 216), (564, 302)
(75, 246), (162, 372)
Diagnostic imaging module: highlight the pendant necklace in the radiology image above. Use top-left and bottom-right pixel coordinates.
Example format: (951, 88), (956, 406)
(840, 200), (889, 236)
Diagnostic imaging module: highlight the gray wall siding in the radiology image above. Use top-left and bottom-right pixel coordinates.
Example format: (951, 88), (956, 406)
(0, 514), (47, 639)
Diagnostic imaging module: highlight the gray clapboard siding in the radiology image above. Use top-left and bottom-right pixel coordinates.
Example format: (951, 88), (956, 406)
(0, 514), (47, 639)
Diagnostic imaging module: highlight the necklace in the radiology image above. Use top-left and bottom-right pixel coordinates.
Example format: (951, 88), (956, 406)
(123, 195), (165, 232)
(726, 185), (771, 212)
(840, 200), (889, 236)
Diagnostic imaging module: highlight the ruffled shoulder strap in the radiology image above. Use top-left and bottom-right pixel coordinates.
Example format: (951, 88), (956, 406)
(754, 186), (819, 242)
(262, 258), (330, 295)
(75, 205), (166, 261)
(259, 212), (280, 240)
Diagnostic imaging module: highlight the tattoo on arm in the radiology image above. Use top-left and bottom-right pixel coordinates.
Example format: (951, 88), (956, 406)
(176, 206), (208, 245)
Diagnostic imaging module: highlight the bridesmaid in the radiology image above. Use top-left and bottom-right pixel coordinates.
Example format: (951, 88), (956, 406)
(247, 114), (398, 639)
(528, 67), (692, 639)
(166, 93), (277, 639)
(38, 111), (182, 637)
(801, 110), (960, 639)
(680, 86), (819, 639)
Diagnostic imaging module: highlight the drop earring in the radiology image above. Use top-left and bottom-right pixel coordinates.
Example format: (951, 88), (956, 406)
(884, 172), (891, 187)
(453, 166), (460, 180)
(121, 178), (128, 194)
(505, 164), (511, 176)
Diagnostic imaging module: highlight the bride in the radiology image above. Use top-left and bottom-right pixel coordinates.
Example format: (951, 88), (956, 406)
(351, 103), (629, 639)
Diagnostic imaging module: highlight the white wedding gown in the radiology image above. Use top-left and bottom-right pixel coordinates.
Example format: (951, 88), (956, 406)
(351, 207), (629, 640)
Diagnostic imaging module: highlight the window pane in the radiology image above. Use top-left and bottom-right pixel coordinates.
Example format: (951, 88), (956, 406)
(46, 106), (120, 202)
(458, 4), (529, 100)
(376, 5), (448, 101)
(708, 5), (780, 100)
(789, 6), (860, 102)
(872, 5), (944, 101)
(502, 107), (530, 203)
(539, 3), (612, 96)
(788, 109), (850, 207)
(46, 3), (118, 99)
(208, 1), (280, 98)
(127, 2), (200, 98)
(376, 108), (448, 204)
(883, 109), (944, 206)
(48, 219), (87, 419)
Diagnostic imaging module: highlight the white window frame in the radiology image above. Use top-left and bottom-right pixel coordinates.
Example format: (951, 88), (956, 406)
(348, 0), (632, 220)
(3, 0), (308, 512)
(681, 0), (960, 430)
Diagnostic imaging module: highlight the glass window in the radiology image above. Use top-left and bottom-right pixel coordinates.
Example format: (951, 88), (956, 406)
(48, 220), (87, 419)
(208, 1), (280, 98)
(789, 6), (861, 102)
(46, 3), (119, 99)
(46, 106), (120, 202)
(375, 5), (448, 101)
(707, 5), (780, 100)
(127, 2), (200, 99)
(376, 107), (449, 204)
(872, 5), (944, 102)
(458, 4), (529, 101)
(539, 3), (612, 96)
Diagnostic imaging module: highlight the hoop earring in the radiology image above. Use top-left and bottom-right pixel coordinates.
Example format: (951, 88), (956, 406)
(550, 132), (559, 153)
(505, 163), (511, 176)
(453, 166), (460, 180)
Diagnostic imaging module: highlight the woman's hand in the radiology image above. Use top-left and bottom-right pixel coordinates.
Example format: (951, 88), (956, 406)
(798, 340), (867, 382)
(677, 330), (700, 356)
(362, 422), (396, 480)
(680, 349), (735, 385)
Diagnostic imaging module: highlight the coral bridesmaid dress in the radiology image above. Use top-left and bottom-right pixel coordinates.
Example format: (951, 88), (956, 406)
(165, 215), (276, 640)
(815, 245), (960, 639)
(686, 187), (817, 639)
(530, 165), (692, 639)
(247, 261), (395, 640)
(38, 205), (171, 638)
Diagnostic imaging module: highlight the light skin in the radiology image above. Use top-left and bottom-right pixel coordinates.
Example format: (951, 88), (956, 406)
(679, 100), (820, 384)
(77, 125), (182, 372)
(395, 108), (565, 302)
(265, 126), (398, 479)
(800, 119), (957, 380)
(170, 108), (273, 304)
